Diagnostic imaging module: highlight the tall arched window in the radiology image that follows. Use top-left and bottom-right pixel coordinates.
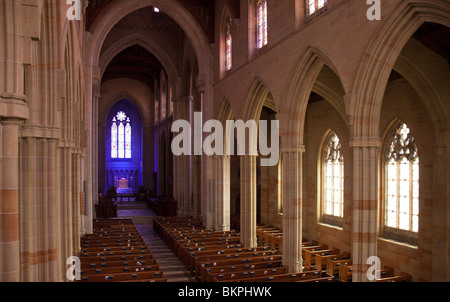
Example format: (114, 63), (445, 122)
(384, 122), (419, 242)
(111, 111), (132, 159)
(322, 132), (344, 225)
(256, 0), (268, 49)
(225, 15), (233, 71)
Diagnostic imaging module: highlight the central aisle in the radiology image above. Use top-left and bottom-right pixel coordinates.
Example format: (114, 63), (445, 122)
(117, 203), (195, 282)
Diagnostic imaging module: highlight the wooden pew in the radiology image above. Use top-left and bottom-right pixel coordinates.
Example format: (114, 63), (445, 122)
(198, 254), (283, 282)
(78, 218), (166, 282)
(326, 257), (352, 276)
(304, 248), (339, 270)
(79, 270), (165, 282)
(339, 264), (353, 282)
(80, 249), (151, 258)
(219, 270), (326, 282)
(337, 265), (398, 282)
(314, 252), (351, 272)
(81, 259), (157, 269)
(179, 243), (244, 268)
(187, 246), (273, 273)
(377, 272), (412, 282)
(212, 266), (288, 282)
(204, 260), (284, 282)
(192, 249), (279, 278)
(81, 264), (160, 276)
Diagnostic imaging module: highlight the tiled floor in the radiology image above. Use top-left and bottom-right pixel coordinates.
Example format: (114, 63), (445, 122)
(117, 203), (195, 282)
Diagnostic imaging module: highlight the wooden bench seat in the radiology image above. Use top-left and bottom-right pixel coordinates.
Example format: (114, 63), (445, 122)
(314, 252), (350, 271)
(80, 253), (153, 263)
(326, 257), (352, 276)
(218, 270), (324, 282)
(80, 258), (157, 269)
(78, 270), (165, 282)
(192, 249), (279, 276)
(178, 243), (244, 266)
(198, 254), (283, 282)
(187, 246), (273, 273)
(203, 260), (284, 282)
(339, 264), (353, 282)
(80, 245), (148, 253)
(212, 266), (288, 282)
(81, 264), (160, 276)
(80, 249), (151, 258)
(80, 238), (145, 246)
(304, 248), (340, 270)
(376, 272), (412, 282)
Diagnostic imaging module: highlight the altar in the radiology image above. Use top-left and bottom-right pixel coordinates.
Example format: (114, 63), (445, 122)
(116, 177), (135, 194)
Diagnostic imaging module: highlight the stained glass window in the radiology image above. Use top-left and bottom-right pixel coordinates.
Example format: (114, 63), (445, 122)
(111, 111), (132, 159)
(307, 0), (326, 15)
(125, 117), (132, 159)
(385, 123), (419, 233)
(225, 16), (232, 71)
(257, 0), (268, 49)
(111, 118), (118, 158)
(323, 132), (344, 218)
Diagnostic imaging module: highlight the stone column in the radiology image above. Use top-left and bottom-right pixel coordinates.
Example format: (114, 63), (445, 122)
(240, 154), (258, 248)
(213, 155), (231, 231)
(350, 137), (380, 282)
(281, 146), (304, 273)
(0, 118), (22, 281)
(172, 96), (193, 217)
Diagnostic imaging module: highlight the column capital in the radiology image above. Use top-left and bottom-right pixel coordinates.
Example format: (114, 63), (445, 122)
(0, 117), (25, 126)
(280, 145), (305, 154)
(349, 136), (381, 148)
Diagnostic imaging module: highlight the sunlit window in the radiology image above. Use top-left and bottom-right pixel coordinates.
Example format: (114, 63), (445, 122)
(385, 123), (419, 233)
(322, 132), (344, 220)
(111, 111), (132, 159)
(307, 0), (326, 15)
(257, 0), (268, 49)
(225, 16), (233, 71)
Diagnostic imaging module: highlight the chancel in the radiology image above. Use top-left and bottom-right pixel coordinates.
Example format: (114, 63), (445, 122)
(0, 0), (449, 284)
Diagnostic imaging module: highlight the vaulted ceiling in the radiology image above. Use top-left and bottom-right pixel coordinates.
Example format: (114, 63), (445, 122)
(102, 44), (163, 84)
(86, 0), (217, 42)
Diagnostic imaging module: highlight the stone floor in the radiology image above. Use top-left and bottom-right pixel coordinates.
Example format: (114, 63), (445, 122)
(117, 203), (195, 282)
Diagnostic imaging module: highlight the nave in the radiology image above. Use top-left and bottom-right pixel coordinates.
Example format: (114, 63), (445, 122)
(78, 200), (412, 283)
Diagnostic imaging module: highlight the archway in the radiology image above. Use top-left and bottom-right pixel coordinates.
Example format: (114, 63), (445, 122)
(104, 99), (143, 194)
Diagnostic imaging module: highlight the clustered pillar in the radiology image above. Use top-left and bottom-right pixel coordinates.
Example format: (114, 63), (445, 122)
(281, 146), (304, 274)
(0, 119), (22, 282)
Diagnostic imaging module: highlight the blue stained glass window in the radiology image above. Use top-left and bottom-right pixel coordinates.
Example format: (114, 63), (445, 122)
(111, 111), (132, 159)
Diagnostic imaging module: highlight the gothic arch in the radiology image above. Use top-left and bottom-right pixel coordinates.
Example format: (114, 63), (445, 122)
(98, 33), (181, 98)
(101, 91), (150, 128)
(241, 77), (278, 122)
(281, 46), (347, 147)
(350, 0), (450, 139)
(85, 0), (212, 95)
(392, 52), (447, 148)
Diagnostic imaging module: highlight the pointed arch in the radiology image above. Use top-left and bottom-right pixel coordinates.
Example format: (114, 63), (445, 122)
(350, 0), (450, 139)
(85, 0), (212, 89)
(241, 77), (278, 122)
(98, 33), (181, 99)
(281, 46), (347, 147)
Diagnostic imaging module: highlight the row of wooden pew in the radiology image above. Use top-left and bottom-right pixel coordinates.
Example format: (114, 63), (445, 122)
(153, 217), (335, 283)
(249, 225), (413, 283)
(77, 218), (167, 282)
